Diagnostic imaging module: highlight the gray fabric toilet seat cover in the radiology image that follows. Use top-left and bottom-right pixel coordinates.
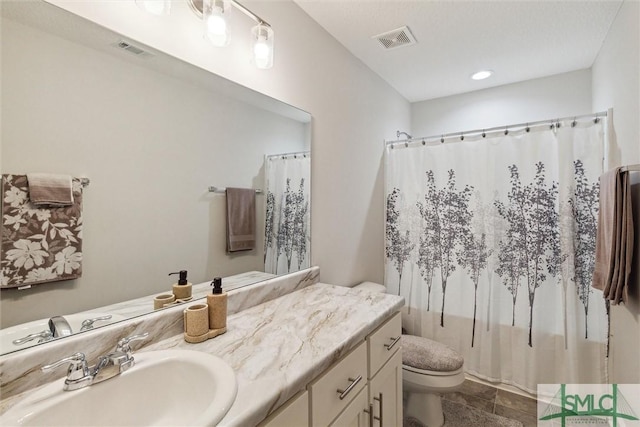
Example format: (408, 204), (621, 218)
(402, 334), (464, 372)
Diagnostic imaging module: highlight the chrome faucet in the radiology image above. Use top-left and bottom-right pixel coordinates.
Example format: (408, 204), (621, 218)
(41, 332), (149, 391)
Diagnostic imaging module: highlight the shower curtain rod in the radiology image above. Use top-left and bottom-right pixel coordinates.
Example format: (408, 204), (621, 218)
(266, 150), (310, 159)
(387, 111), (608, 145)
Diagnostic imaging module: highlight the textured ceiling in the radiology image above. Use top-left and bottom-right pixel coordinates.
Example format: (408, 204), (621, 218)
(293, 0), (623, 102)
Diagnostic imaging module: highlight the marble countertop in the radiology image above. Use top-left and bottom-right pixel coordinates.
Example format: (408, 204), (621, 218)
(0, 280), (404, 426)
(0, 271), (276, 356)
(142, 283), (404, 426)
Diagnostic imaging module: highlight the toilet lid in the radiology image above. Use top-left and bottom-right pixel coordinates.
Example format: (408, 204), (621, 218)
(402, 334), (464, 372)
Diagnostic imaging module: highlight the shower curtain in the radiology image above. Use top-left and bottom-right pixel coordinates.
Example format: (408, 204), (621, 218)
(264, 152), (311, 275)
(384, 118), (608, 393)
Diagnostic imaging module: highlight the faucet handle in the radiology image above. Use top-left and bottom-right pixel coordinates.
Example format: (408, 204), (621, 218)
(41, 352), (89, 380)
(80, 315), (113, 331)
(115, 332), (149, 355)
(12, 330), (54, 345)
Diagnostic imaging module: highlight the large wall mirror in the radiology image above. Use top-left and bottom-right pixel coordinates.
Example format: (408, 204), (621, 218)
(0, 1), (311, 356)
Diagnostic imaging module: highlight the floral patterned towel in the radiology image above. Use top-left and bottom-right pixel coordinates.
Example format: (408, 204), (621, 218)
(1, 174), (83, 289)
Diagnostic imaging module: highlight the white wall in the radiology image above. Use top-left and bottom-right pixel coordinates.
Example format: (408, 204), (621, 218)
(592, 0), (640, 384)
(0, 17), (307, 326)
(411, 69), (593, 137)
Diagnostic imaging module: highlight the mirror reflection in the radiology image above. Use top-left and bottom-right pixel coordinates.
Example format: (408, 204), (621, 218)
(0, 1), (311, 355)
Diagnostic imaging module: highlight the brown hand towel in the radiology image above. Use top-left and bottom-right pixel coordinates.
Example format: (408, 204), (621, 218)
(592, 167), (634, 304)
(226, 188), (256, 252)
(26, 173), (74, 206)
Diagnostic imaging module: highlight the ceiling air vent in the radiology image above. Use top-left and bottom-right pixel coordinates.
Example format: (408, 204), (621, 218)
(113, 40), (154, 58)
(372, 26), (417, 50)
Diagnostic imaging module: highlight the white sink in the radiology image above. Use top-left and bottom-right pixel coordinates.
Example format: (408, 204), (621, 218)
(0, 349), (237, 426)
(0, 313), (126, 353)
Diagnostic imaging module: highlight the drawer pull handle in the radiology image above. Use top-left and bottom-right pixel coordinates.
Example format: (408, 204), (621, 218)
(336, 375), (362, 400)
(374, 392), (383, 426)
(384, 336), (401, 351)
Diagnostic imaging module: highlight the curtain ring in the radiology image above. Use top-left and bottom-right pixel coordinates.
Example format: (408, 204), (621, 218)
(482, 130), (486, 138)
(405, 142), (408, 148)
(525, 123), (530, 133)
(440, 135), (444, 143)
(460, 133), (464, 141)
(422, 140), (426, 145)
(504, 127), (509, 136)
(571, 117), (577, 128)
(594, 117), (600, 123)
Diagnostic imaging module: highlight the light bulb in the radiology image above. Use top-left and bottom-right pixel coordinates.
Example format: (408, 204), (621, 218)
(254, 38), (270, 60)
(207, 15), (226, 35)
(136, 0), (171, 16)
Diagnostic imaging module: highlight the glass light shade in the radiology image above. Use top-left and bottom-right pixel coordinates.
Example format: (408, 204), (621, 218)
(252, 24), (274, 69)
(203, 0), (230, 47)
(135, 0), (171, 16)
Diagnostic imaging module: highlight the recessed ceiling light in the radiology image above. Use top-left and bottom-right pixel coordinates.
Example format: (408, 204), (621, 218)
(471, 70), (493, 80)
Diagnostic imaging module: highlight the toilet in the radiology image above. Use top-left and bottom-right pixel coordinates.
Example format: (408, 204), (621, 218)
(354, 282), (465, 427)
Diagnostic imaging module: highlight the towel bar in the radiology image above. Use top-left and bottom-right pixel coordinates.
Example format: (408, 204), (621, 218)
(208, 186), (263, 194)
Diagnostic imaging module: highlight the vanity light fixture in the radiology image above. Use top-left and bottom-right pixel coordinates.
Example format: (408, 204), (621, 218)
(471, 70), (493, 80)
(138, 0), (274, 69)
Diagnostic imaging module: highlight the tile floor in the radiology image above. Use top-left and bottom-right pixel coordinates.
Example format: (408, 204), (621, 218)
(443, 380), (539, 427)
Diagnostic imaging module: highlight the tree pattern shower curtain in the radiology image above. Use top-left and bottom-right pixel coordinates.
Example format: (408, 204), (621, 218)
(384, 119), (608, 393)
(264, 152), (310, 275)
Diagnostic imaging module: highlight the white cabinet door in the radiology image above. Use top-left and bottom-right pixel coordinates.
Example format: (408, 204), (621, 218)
(259, 390), (309, 427)
(330, 386), (370, 427)
(369, 349), (403, 427)
(310, 342), (368, 426)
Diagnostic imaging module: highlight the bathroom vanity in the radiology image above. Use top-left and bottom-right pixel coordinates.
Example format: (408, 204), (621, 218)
(0, 267), (404, 426)
(259, 312), (403, 427)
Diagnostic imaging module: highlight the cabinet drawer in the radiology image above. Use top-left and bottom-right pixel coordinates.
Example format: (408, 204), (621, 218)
(367, 312), (401, 379)
(309, 341), (367, 427)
